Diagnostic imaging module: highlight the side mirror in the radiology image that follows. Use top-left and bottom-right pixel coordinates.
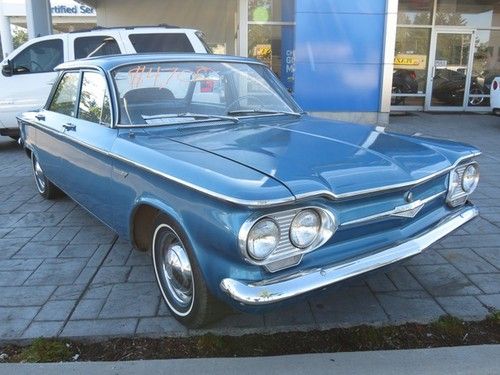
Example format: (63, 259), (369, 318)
(1, 60), (13, 77)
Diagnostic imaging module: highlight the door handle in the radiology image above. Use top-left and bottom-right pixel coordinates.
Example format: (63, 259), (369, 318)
(63, 123), (76, 131)
(35, 114), (45, 121)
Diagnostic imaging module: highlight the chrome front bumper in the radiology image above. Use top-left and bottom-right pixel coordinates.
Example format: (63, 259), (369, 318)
(220, 206), (478, 306)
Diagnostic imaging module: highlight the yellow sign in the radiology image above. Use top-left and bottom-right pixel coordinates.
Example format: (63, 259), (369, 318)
(394, 54), (427, 70)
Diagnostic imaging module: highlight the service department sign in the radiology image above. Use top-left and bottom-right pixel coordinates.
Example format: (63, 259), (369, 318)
(51, 0), (95, 16)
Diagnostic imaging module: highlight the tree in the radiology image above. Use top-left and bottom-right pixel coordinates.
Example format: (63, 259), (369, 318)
(13, 28), (28, 49)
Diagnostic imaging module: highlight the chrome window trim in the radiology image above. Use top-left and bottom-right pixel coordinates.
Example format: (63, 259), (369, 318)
(341, 190), (447, 227)
(21, 119), (481, 208)
(238, 206), (338, 270)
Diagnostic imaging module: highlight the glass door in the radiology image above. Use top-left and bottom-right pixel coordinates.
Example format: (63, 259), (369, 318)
(425, 30), (475, 111)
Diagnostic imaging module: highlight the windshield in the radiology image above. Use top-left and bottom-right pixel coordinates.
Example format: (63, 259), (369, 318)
(112, 61), (301, 126)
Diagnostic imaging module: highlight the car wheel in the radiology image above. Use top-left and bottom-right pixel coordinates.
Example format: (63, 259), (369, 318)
(151, 214), (223, 327)
(391, 86), (403, 105)
(31, 154), (59, 199)
(468, 87), (485, 106)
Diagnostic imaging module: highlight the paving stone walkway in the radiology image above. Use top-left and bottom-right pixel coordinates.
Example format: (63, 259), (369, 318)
(0, 112), (499, 342)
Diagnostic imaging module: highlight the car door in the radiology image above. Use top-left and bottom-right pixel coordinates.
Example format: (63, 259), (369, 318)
(35, 71), (80, 187)
(0, 37), (65, 129)
(58, 70), (118, 227)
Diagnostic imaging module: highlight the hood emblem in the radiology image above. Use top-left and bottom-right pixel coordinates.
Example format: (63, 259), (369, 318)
(391, 199), (425, 219)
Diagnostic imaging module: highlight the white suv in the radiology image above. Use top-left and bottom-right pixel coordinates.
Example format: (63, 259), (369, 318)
(0, 25), (211, 137)
(491, 77), (500, 115)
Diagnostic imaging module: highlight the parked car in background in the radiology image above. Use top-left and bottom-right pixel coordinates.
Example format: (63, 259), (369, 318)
(391, 69), (418, 105)
(490, 77), (500, 115)
(0, 25), (211, 138)
(432, 68), (486, 106)
(18, 54), (480, 327)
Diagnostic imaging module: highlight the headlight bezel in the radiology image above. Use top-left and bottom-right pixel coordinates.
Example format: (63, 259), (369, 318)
(446, 161), (479, 207)
(239, 206), (338, 271)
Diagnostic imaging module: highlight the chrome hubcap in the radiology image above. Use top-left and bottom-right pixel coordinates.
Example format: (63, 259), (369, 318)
(33, 158), (46, 192)
(161, 238), (193, 307)
(469, 89), (484, 106)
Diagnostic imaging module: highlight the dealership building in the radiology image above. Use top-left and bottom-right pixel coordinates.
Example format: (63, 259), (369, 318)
(1, 0), (499, 124)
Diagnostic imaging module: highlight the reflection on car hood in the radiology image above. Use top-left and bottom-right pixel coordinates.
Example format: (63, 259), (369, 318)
(145, 115), (478, 197)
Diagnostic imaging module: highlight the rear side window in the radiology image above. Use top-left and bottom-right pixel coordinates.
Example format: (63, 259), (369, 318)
(74, 36), (121, 59)
(48, 72), (80, 116)
(129, 33), (194, 53)
(11, 39), (63, 74)
(78, 71), (112, 125)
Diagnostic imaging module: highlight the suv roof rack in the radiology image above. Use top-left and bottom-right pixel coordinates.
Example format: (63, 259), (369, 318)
(69, 24), (181, 33)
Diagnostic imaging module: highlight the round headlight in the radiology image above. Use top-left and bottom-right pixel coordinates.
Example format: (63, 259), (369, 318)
(290, 209), (321, 249)
(461, 164), (479, 193)
(247, 218), (280, 260)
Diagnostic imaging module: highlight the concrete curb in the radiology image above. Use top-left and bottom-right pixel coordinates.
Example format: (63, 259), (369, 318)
(1, 345), (499, 375)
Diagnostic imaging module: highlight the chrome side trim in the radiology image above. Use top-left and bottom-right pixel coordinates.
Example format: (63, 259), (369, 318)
(220, 206), (478, 305)
(341, 190), (446, 227)
(24, 119), (480, 207)
(24, 121), (295, 208)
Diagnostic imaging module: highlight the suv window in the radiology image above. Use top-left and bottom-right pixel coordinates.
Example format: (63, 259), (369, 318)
(78, 71), (112, 125)
(11, 39), (63, 74)
(48, 72), (80, 116)
(74, 36), (121, 59)
(129, 33), (194, 53)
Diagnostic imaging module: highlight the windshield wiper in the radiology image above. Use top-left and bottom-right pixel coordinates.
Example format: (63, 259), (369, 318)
(142, 112), (239, 124)
(227, 109), (302, 118)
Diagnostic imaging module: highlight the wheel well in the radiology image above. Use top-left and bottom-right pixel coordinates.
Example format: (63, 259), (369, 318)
(131, 204), (160, 252)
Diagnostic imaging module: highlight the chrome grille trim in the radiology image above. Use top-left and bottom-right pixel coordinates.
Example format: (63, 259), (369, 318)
(341, 190), (447, 227)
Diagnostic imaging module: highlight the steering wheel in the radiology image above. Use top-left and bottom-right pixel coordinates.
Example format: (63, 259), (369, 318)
(226, 95), (266, 112)
(30, 60), (43, 72)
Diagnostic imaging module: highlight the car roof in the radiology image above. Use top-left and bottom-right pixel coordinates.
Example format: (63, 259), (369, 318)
(55, 53), (265, 72)
(68, 25), (186, 33)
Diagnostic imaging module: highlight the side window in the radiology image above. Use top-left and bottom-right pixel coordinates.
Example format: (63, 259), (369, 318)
(11, 39), (63, 74)
(78, 71), (112, 125)
(48, 72), (80, 116)
(74, 36), (121, 59)
(129, 33), (194, 53)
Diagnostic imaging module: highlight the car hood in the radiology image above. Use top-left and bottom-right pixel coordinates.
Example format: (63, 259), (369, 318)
(145, 115), (478, 198)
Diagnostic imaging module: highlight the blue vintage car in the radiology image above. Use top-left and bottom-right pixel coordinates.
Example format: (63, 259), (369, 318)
(18, 54), (480, 327)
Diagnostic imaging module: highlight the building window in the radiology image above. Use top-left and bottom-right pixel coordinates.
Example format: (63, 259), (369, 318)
(246, 0), (295, 92)
(392, 0), (500, 111)
(398, 0), (433, 25)
(248, 0), (295, 22)
(393, 27), (431, 106)
(436, 0), (500, 28)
